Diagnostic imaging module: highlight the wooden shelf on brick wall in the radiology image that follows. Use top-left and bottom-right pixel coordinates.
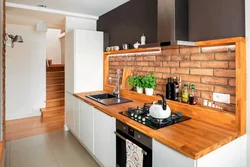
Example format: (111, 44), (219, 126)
(103, 37), (246, 135)
(104, 48), (161, 55)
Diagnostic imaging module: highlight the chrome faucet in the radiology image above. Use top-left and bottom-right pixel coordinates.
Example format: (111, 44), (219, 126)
(109, 69), (121, 99)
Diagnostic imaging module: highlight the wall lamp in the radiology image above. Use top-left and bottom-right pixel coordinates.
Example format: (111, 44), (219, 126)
(5, 33), (23, 48)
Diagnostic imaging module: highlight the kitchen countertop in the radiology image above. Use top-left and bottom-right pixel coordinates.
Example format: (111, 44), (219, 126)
(74, 91), (239, 160)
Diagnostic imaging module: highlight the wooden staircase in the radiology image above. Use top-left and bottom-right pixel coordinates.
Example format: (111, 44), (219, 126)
(41, 65), (65, 118)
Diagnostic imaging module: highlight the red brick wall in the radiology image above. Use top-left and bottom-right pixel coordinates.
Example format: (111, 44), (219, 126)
(109, 45), (236, 112)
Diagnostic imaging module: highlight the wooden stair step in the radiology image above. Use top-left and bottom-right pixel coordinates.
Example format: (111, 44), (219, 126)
(46, 65), (64, 72)
(40, 106), (64, 118)
(47, 71), (65, 78)
(50, 64), (64, 67)
(46, 77), (64, 85)
(47, 90), (64, 100)
(47, 83), (64, 92)
(46, 98), (65, 107)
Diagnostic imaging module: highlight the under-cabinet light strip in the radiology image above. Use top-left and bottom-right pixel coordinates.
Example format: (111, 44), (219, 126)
(108, 51), (162, 57)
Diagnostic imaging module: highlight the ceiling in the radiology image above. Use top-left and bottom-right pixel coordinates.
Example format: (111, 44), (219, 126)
(6, 7), (65, 29)
(6, 0), (129, 17)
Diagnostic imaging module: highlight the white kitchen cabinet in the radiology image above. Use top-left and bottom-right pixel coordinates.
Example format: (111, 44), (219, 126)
(74, 98), (80, 137)
(79, 100), (94, 154)
(153, 139), (196, 167)
(196, 135), (246, 167)
(65, 29), (103, 94)
(65, 92), (80, 137)
(153, 135), (247, 167)
(65, 92), (74, 132)
(94, 108), (116, 167)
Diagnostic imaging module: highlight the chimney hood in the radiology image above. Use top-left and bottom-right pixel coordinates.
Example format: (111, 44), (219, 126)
(140, 0), (195, 48)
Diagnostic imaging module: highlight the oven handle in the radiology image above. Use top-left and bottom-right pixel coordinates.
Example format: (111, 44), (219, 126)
(114, 131), (148, 155)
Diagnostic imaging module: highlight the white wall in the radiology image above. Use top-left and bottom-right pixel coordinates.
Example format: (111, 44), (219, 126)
(61, 37), (65, 64)
(245, 0), (250, 166)
(65, 16), (97, 32)
(46, 28), (62, 64)
(6, 24), (46, 120)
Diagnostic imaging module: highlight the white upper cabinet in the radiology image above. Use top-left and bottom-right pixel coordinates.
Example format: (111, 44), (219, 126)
(65, 29), (103, 94)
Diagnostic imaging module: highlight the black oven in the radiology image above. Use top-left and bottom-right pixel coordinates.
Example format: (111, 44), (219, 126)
(115, 120), (152, 167)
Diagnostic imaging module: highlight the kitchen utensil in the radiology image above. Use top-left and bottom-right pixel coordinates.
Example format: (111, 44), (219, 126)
(122, 44), (128, 50)
(149, 94), (171, 119)
(106, 47), (111, 52)
(208, 101), (212, 107)
(141, 34), (146, 45)
(203, 99), (208, 106)
(133, 42), (140, 49)
(115, 46), (120, 51)
(121, 67), (133, 90)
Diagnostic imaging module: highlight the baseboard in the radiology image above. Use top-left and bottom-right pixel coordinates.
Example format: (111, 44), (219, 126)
(6, 111), (41, 121)
(64, 124), (69, 131)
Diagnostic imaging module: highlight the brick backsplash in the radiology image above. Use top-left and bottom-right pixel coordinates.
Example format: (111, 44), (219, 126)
(108, 45), (236, 112)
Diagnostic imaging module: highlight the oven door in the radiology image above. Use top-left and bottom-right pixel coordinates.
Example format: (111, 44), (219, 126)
(115, 129), (152, 167)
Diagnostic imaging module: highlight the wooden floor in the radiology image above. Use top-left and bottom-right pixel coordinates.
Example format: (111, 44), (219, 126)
(6, 115), (64, 141)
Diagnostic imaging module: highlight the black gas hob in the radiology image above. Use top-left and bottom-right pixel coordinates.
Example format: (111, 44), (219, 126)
(119, 105), (191, 130)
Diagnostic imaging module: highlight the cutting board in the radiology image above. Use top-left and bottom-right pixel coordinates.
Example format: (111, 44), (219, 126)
(121, 67), (133, 90)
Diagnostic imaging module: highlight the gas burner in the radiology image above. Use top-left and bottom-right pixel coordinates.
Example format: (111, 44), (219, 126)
(147, 112), (182, 126)
(147, 116), (171, 125)
(119, 104), (191, 130)
(128, 106), (149, 116)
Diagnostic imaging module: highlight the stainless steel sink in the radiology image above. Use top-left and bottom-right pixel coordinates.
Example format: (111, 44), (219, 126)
(86, 93), (133, 106)
(87, 93), (116, 100)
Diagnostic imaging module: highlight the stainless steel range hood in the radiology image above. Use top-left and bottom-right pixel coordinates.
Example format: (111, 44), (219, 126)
(140, 0), (195, 48)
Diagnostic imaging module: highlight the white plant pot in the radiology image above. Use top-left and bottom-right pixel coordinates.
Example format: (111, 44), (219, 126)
(145, 88), (154, 96)
(136, 87), (143, 94)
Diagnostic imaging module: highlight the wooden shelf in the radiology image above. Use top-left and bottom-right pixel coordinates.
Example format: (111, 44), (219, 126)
(196, 37), (245, 47)
(104, 48), (161, 55)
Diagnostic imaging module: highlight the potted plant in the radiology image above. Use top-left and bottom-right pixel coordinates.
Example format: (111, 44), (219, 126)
(128, 75), (144, 93)
(142, 72), (156, 96)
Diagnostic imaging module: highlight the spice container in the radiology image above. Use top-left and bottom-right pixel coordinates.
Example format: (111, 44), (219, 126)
(182, 84), (189, 103)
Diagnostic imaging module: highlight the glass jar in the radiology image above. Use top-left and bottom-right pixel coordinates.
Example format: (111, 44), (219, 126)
(182, 84), (189, 103)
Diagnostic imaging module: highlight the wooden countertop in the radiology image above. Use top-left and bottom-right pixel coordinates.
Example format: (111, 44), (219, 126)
(74, 91), (239, 160)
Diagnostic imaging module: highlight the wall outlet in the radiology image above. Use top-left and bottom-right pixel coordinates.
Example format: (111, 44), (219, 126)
(213, 93), (230, 104)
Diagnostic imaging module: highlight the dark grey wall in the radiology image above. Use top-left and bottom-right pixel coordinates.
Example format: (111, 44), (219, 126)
(98, 0), (245, 45)
(97, 0), (157, 48)
(189, 0), (245, 41)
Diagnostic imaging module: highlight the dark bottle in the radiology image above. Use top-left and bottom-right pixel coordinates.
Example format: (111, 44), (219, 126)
(173, 77), (179, 100)
(166, 78), (172, 99)
(178, 77), (182, 102)
(170, 77), (177, 101)
(189, 84), (196, 105)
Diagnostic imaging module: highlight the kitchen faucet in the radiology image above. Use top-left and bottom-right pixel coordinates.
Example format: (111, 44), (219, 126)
(109, 69), (121, 99)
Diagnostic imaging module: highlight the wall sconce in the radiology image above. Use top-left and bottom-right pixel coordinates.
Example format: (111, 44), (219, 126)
(5, 33), (24, 48)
